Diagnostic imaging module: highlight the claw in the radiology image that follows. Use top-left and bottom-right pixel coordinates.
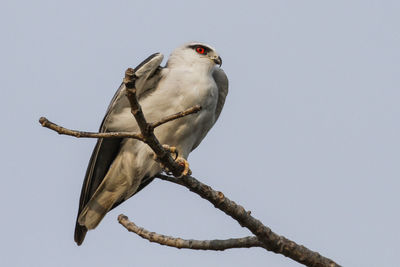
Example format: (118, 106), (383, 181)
(154, 145), (191, 177)
(162, 144), (178, 160)
(176, 157), (191, 177)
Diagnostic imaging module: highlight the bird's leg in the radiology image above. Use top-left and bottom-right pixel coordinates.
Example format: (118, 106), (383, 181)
(152, 144), (179, 174)
(162, 145), (191, 177)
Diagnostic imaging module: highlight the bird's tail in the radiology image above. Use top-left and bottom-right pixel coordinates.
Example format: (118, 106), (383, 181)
(77, 180), (122, 231)
(75, 152), (136, 245)
(74, 223), (88, 246)
(75, 145), (154, 245)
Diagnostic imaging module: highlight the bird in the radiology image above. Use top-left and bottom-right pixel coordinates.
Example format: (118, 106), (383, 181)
(74, 42), (229, 245)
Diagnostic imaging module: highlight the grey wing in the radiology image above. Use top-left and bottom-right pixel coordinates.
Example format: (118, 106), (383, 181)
(189, 68), (229, 153)
(101, 52), (165, 127)
(74, 53), (164, 245)
(212, 68), (229, 122)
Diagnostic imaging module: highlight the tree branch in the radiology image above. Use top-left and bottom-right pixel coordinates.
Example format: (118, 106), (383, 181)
(123, 68), (188, 177)
(118, 214), (266, 251)
(155, 175), (339, 267)
(38, 103), (200, 143)
(150, 105), (202, 129)
(122, 68), (341, 267)
(39, 67), (341, 267)
(39, 117), (145, 140)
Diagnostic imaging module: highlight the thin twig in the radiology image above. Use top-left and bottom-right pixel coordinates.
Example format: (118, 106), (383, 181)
(150, 105), (202, 129)
(38, 105), (200, 142)
(123, 68), (150, 135)
(39, 117), (145, 140)
(118, 214), (266, 251)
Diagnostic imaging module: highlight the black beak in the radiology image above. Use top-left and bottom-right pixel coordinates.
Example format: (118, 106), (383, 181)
(213, 56), (222, 67)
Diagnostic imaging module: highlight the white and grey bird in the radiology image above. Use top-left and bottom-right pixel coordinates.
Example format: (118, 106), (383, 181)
(75, 42), (228, 245)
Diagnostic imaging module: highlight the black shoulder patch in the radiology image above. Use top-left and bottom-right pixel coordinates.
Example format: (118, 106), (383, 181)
(134, 53), (161, 71)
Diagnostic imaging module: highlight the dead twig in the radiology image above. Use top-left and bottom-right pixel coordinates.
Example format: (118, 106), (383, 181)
(123, 68), (188, 177)
(38, 104), (200, 143)
(118, 214), (266, 251)
(39, 117), (145, 140)
(150, 105), (202, 129)
(155, 174), (339, 267)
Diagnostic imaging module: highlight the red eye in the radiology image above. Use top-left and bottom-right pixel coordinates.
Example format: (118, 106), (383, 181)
(196, 47), (205, 54)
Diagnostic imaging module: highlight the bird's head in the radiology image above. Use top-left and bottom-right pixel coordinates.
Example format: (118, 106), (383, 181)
(167, 42), (222, 71)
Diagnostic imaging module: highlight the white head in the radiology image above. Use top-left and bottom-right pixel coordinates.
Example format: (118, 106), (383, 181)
(166, 42), (222, 72)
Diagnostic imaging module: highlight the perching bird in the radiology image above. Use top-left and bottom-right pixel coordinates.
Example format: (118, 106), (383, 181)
(75, 42), (229, 245)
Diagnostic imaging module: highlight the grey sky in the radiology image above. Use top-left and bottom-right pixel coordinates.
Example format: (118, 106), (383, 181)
(1, 1), (399, 266)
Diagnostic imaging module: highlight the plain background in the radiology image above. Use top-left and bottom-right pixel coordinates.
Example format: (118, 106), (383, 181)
(1, 1), (399, 266)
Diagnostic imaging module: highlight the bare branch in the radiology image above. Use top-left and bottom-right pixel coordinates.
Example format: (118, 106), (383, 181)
(122, 68), (341, 267)
(118, 214), (266, 251)
(39, 117), (145, 140)
(155, 174), (340, 267)
(150, 105), (202, 129)
(123, 68), (149, 135)
(38, 103), (200, 142)
(39, 67), (341, 267)
(123, 68), (186, 177)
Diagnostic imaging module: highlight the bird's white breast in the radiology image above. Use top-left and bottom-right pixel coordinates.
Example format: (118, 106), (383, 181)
(142, 67), (218, 157)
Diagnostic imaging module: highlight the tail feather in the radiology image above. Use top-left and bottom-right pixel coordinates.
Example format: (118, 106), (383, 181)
(78, 184), (121, 230)
(74, 143), (157, 245)
(75, 150), (138, 244)
(74, 175), (154, 246)
(74, 223), (88, 246)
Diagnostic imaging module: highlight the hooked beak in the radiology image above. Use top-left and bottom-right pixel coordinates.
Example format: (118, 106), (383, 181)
(213, 56), (222, 67)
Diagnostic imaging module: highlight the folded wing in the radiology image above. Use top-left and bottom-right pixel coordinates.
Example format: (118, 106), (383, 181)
(212, 68), (229, 122)
(74, 53), (164, 245)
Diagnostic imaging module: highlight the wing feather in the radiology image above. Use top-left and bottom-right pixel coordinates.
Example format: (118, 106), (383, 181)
(212, 68), (229, 122)
(74, 53), (164, 245)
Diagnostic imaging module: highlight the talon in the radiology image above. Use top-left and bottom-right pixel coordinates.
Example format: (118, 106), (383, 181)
(162, 144), (179, 160)
(156, 145), (190, 176)
(176, 157), (191, 177)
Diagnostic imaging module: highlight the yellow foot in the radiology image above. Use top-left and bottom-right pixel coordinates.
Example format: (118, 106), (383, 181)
(153, 144), (191, 177)
(175, 157), (191, 177)
(152, 144), (178, 163)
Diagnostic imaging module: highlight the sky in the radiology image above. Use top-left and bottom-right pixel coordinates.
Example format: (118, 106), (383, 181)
(1, 1), (399, 266)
